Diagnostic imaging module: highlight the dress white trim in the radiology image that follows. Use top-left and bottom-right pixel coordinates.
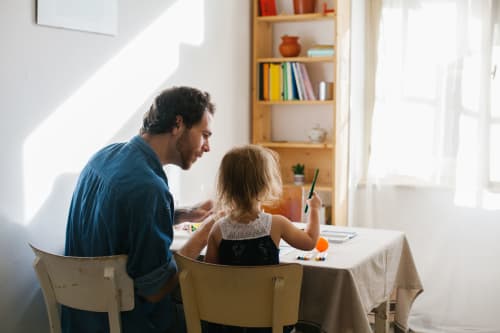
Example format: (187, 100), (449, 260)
(219, 212), (272, 240)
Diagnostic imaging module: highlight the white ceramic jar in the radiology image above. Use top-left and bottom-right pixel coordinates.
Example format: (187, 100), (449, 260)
(308, 124), (327, 143)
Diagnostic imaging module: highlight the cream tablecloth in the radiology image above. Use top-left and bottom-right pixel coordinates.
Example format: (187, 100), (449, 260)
(279, 225), (423, 333)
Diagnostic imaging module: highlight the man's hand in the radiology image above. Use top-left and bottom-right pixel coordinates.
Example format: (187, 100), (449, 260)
(189, 200), (214, 222)
(174, 199), (214, 224)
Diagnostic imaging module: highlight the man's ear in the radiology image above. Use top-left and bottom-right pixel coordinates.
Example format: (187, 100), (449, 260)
(175, 115), (184, 128)
(173, 115), (184, 134)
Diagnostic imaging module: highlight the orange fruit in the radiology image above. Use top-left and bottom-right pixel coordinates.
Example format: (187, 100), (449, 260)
(315, 236), (329, 252)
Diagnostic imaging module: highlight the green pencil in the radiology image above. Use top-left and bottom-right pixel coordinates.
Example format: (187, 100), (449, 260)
(304, 168), (319, 213)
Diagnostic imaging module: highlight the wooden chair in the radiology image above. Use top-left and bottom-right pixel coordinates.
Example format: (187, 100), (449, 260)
(29, 244), (134, 333)
(174, 252), (303, 333)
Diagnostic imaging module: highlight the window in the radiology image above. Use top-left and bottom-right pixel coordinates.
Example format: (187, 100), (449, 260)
(367, 0), (500, 208)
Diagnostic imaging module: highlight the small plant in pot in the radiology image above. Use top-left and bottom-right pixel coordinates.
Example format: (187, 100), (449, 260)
(291, 163), (305, 185)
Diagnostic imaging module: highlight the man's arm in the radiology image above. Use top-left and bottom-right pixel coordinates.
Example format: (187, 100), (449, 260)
(142, 275), (179, 303)
(143, 213), (218, 303)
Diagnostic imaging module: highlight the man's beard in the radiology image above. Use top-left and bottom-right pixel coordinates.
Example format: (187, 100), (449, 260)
(176, 130), (194, 170)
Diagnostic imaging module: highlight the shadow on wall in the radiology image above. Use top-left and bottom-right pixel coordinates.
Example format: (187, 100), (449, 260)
(28, 173), (79, 253)
(0, 173), (78, 333)
(0, 215), (48, 333)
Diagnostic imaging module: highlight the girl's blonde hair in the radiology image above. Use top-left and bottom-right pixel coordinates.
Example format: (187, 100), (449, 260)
(216, 144), (282, 219)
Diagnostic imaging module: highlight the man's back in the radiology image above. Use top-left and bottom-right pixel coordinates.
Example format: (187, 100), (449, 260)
(63, 135), (178, 333)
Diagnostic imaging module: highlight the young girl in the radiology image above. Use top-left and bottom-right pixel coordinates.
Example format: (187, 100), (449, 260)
(205, 144), (322, 266)
(204, 145), (321, 332)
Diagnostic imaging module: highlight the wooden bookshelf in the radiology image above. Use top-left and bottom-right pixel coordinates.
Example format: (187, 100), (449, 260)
(251, 0), (351, 225)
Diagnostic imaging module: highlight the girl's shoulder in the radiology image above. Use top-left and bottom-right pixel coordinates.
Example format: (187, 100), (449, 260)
(208, 219), (223, 238)
(269, 213), (292, 234)
(270, 213), (291, 225)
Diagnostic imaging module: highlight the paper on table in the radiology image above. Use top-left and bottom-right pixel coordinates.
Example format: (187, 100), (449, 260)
(321, 230), (357, 243)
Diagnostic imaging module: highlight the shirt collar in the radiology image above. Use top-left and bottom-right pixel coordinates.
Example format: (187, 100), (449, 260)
(128, 135), (168, 184)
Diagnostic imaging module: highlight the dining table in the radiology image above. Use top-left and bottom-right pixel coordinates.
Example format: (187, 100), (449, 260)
(172, 223), (423, 333)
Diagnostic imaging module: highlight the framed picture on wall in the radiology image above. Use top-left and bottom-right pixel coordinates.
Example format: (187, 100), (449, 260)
(36, 0), (118, 36)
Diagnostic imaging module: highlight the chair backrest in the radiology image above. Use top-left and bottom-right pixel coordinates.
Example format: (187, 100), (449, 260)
(29, 244), (134, 333)
(174, 252), (303, 333)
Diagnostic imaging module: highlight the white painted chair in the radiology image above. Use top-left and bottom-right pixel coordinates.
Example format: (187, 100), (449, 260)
(174, 252), (303, 333)
(29, 244), (134, 333)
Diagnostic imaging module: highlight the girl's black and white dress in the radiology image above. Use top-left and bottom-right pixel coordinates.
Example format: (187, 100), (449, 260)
(218, 212), (279, 266)
(203, 212), (293, 333)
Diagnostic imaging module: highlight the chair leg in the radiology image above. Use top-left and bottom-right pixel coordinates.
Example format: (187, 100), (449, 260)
(374, 300), (389, 333)
(33, 256), (62, 333)
(104, 267), (122, 333)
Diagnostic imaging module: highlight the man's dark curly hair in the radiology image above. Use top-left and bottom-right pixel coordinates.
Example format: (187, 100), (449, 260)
(140, 86), (215, 135)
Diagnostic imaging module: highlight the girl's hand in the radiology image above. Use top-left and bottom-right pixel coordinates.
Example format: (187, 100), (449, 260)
(195, 210), (225, 234)
(306, 192), (322, 211)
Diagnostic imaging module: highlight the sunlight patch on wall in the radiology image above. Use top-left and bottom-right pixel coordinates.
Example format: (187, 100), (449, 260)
(22, 0), (204, 224)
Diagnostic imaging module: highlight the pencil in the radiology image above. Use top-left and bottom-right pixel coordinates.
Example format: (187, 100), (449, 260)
(304, 168), (319, 213)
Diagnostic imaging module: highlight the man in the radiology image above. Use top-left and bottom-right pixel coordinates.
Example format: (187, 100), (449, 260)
(63, 86), (217, 332)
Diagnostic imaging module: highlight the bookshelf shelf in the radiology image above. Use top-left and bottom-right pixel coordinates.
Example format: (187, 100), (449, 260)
(257, 100), (334, 105)
(257, 56), (335, 63)
(251, 0), (351, 225)
(256, 12), (335, 23)
(259, 141), (334, 149)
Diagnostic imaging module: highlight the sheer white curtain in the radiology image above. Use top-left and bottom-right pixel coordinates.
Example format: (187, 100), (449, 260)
(368, 0), (500, 207)
(351, 0), (500, 332)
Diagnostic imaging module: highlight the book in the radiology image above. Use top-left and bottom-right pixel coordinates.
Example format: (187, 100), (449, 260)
(307, 44), (335, 57)
(259, 63), (264, 100)
(269, 63), (282, 101)
(307, 49), (335, 57)
(259, 0), (277, 16)
(281, 62), (288, 100)
(262, 63), (270, 101)
(299, 63), (316, 100)
(289, 62), (299, 100)
(291, 62), (305, 100)
(310, 44), (334, 49)
(285, 62), (295, 100)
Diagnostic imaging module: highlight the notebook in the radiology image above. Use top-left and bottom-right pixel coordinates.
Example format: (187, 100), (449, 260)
(321, 230), (358, 243)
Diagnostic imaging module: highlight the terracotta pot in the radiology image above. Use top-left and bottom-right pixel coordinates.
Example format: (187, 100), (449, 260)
(293, 0), (316, 14)
(279, 35), (301, 57)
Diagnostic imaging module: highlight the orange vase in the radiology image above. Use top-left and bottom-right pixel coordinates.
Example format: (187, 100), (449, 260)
(293, 0), (316, 14)
(279, 35), (301, 57)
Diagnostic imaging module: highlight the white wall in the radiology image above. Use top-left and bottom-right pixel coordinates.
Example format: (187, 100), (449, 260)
(0, 1), (250, 332)
(352, 186), (500, 332)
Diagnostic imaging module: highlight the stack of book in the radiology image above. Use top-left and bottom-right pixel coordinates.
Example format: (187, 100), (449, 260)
(307, 44), (335, 57)
(259, 62), (316, 101)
